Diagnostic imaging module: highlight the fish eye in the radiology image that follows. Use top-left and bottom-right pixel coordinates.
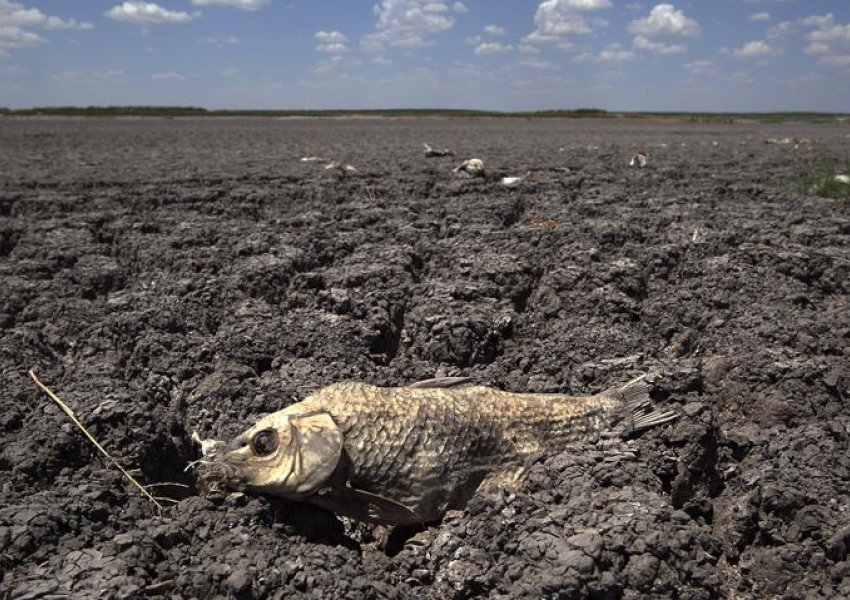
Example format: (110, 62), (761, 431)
(250, 429), (278, 456)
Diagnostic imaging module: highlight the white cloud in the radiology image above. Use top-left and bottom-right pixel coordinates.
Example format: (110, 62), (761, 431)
(574, 43), (635, 63)
(151, 71), (186, 80)
(361, 0), (457, 52)
(106, 2), (198, 25)
(199, 35), (240, 45)
(315, 30), (350, 54)
(484, 25), (505, 36)
(514, 58), (557, 70)
(517, 43), (540, 54)
(818, 54), (850, 67)
(474, 41), (513, 55)
(749, 12), (770, 22)
(0, 0), (94, 30)
(765, 21), (794, 40)
(628, 4), (700, 38)
(0, 0), (93, 56)
(0, 24), (44, 51)
(315, 30), (347, 44)
(732, 40), (779, 59)
(800, 14), (833, 29)
(313, 54), (363, 76)
(800, 13), (850, 68)
(633, 35), (686, 54)
(452, 2), (469, 13)
(684, 59), (717, 76)
(189, 0), (269, 9)
(526, 0), (612, 44)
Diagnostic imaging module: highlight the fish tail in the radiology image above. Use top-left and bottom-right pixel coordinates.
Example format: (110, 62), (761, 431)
(600, 374), (678, 435)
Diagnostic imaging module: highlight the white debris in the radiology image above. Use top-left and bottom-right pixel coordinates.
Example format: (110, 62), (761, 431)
(501, 176), (524, 187)
(324, 160), (358, 177)
(766, 137), (794, 145)
(454, 158), (485, 177)
(191, 431), (223, 458)
(300, 156), (325, 162)
(423, 142), (454, 157)
(629, 152), (648, 168)
(835, 174), (850, 184)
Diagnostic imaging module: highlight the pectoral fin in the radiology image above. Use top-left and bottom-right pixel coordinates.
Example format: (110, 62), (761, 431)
(309, 485), (424, 525)
(347, 487), (424, 525)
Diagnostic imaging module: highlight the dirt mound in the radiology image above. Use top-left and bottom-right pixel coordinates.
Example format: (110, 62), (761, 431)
(1, 118), (848, 598)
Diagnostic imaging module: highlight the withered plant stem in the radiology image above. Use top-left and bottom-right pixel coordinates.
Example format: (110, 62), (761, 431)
(28, 369), (165, 513)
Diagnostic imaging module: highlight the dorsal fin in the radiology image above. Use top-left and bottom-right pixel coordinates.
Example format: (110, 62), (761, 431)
(407, 376), (473, 389)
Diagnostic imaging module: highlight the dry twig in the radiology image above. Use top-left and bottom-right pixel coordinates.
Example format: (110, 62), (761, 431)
(28, 370), (165, 513)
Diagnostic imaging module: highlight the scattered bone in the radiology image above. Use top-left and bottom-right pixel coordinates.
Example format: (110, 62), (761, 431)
(423, 142), (454, 157)
(501, 176), (524, 188)
(454, 158), (486, 177)
(324, 160), (358, 177)
(528, 218), (557, 230)
(629, 151), (648, 168)
(300, 156), (357, 177)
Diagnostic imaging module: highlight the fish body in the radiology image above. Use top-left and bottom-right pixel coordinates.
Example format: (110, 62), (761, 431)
(198, 376), (675, 525)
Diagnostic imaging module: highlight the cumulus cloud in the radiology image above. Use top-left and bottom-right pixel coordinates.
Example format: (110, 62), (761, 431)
(574, 43), (635, 63)
(0, 24), (43, 55)
(189, 0), (269, 9)
(484, 25), (506, 36)
(315, 30), (349, 54)
(732, 40), (780, 59)
(628, 4), (700, 38)
(106, 2), (198, 24)
(474, 41), (513, 55)
(526, 0), (613, 44)
(684, 59), (718, 76)
(452, 2), (469, 13)
(361, 0), (458, 52)
(633, 35), (686, 54)
(0, 1), (93, 57)
(800, 13), (850, 68)
(0, 0), (94, 30)
(749, 12), (770, 22)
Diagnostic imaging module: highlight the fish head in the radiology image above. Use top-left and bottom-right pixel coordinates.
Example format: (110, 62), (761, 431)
(197, 409), (343, 499)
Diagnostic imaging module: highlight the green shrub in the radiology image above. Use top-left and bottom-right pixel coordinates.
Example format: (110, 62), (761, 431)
(789, 158), (850, 199)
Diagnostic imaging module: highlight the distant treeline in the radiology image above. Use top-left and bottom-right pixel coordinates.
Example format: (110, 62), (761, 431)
(0, 106), (846, 123)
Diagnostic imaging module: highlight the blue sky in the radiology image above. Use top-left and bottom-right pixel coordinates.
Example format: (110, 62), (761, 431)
(1, 0), (848, 111)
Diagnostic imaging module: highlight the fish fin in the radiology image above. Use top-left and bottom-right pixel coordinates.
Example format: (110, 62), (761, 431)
(347, 487), (424, 525)
(407, 376), (473, 389)
(288, 412), (343, 495)
(602, 374), (679, 435)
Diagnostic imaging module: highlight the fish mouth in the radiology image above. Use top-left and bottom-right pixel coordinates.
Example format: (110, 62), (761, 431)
(194, 459), (247, 494)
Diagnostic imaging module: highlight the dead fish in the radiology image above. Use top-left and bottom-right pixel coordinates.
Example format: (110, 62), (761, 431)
(454, 158), (486, 177)
(629, 152), (648, 168)
(195, 375), (676, 525)
(423, 142), (454, 157)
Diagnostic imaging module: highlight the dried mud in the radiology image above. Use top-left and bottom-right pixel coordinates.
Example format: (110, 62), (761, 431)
(1, 117), (849, 599)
